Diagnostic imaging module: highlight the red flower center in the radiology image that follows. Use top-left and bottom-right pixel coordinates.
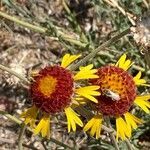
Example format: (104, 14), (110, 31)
(30, 66), (74, 113)
(91, 66), (137, 116)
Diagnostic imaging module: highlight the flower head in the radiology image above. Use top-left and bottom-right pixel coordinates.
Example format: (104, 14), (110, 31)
(21, 54), (100, 138)
(31, 65), (74, 113)
(91, 65), (136, 116)
(84, 54), (150, 140)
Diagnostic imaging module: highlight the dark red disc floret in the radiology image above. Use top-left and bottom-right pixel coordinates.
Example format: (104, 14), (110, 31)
(30, 65), (74, 114)
(91, 66), (137, 116)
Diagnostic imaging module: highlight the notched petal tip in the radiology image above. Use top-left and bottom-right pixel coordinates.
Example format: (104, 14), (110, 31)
(116, 117), (131, 141)
(61, 53), (81, 68)
(74, 64), (98, 80)
(134, 95), (150, 113)
(116, 113), (143, 141)
(115, 53), (133, 71)
(83, 115), (102, 139)
(133, 71), (150, 87)
(20, 106), (38, 127)
(34, 113), (50, 138)
(75, 86), (100, 103)
(65, 107), (83, 133)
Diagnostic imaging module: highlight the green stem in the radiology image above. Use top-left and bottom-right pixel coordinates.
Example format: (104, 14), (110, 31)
(105, 117), (120, 150)
(0, 64), (30, 84)
(0, 11), (86, 48)
(105, 117), (133, 150)
(1, 111), (133, 149)
(75, 106), (113, 133)
(22, 144), (39, 150)
(70, 28), (130, 70)
(64, 38), (87, 48)
(48, 138), (75, 150)
(0, 111), (75, 150)
(41, 139), (48, 150)
(0, 110), (118, 149)
(0, 111), (22, 125)
(18, 124), (26, 150)
(0, 11), (46, 33)
(125, 139), (134, 150)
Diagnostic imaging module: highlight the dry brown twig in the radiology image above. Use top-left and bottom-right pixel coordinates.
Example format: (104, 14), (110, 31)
(103, 0), (136, 25)
(143, 0), (149, 8)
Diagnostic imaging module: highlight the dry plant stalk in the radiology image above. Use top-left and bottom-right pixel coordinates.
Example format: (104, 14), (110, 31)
(104, 0), (136, 25)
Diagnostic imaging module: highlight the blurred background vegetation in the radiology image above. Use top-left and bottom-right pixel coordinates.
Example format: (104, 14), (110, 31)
(0, 0), (150, 149)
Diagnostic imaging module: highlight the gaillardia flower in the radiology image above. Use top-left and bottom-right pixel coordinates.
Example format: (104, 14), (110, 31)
(21, 54), (100, 138)
(84, 54), (150, 140)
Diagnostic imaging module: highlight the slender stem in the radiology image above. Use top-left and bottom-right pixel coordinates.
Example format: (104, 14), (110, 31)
(2, 110), (132, 149)
(22, 144), (39, 150)
(70, 28), (130, 70)
(0, 11), (46, 33)
(0, 110), (117, 149)
(0, 11), (87, 48)
(132, 64), (150, 74)
(75, 106), (113, 133)
(0, 111), (22, 125)
(125, 139), (134, 150)
(64, 38), (87, 48)
(0, 11), (148, 74)
(18, 124), (26, 150)
(105, 117), (120, 150)
(48, 138), (75, 150)
(41, 140), (48, 150)
(0, 64), (30, 84)
(0, 111), (75, 150)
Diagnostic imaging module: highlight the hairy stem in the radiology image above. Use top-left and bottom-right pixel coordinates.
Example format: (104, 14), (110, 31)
(0, 111), (22, 125)
(22, 144), (38, 150)
(75, 106), (113, 133)
(18, 124), (26, 150)
(70, 28), (130, 70)
(0, 11), (46, 33)
(49, 138), (75, 150)
(105, 117), (120, 150)
(0, 111), (75, 150)
(0, 11), (87, 48)
(0, 64), (29, 84)
(125, 139), (134, 150)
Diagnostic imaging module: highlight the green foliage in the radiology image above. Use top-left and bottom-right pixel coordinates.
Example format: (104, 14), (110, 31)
(0, 0), (150, 149)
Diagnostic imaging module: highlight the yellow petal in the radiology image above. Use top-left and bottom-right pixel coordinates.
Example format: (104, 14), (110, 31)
(134, 95), (150, 113)
(133, 71), (150, 87)
(96, 121), (101, 139)
(34, 113), (50, 138)
(74, 64), (99, 80)
(65, 107), (83, 132)
(116, 53), (126, 66)
(75, 86), (100, 103)
(83, 118), (95, 132)
(20, 106), (38, 128)
(90, 121), (98, 137)
(83, 115), (102, 139)
(61, 54), (81, 68)
(115, 54), (133, 71)
(116, 117), (131, 141)
(124, 112), (143, 132)
(135, 95), (150, 101)
(74, 97), (87, 105)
